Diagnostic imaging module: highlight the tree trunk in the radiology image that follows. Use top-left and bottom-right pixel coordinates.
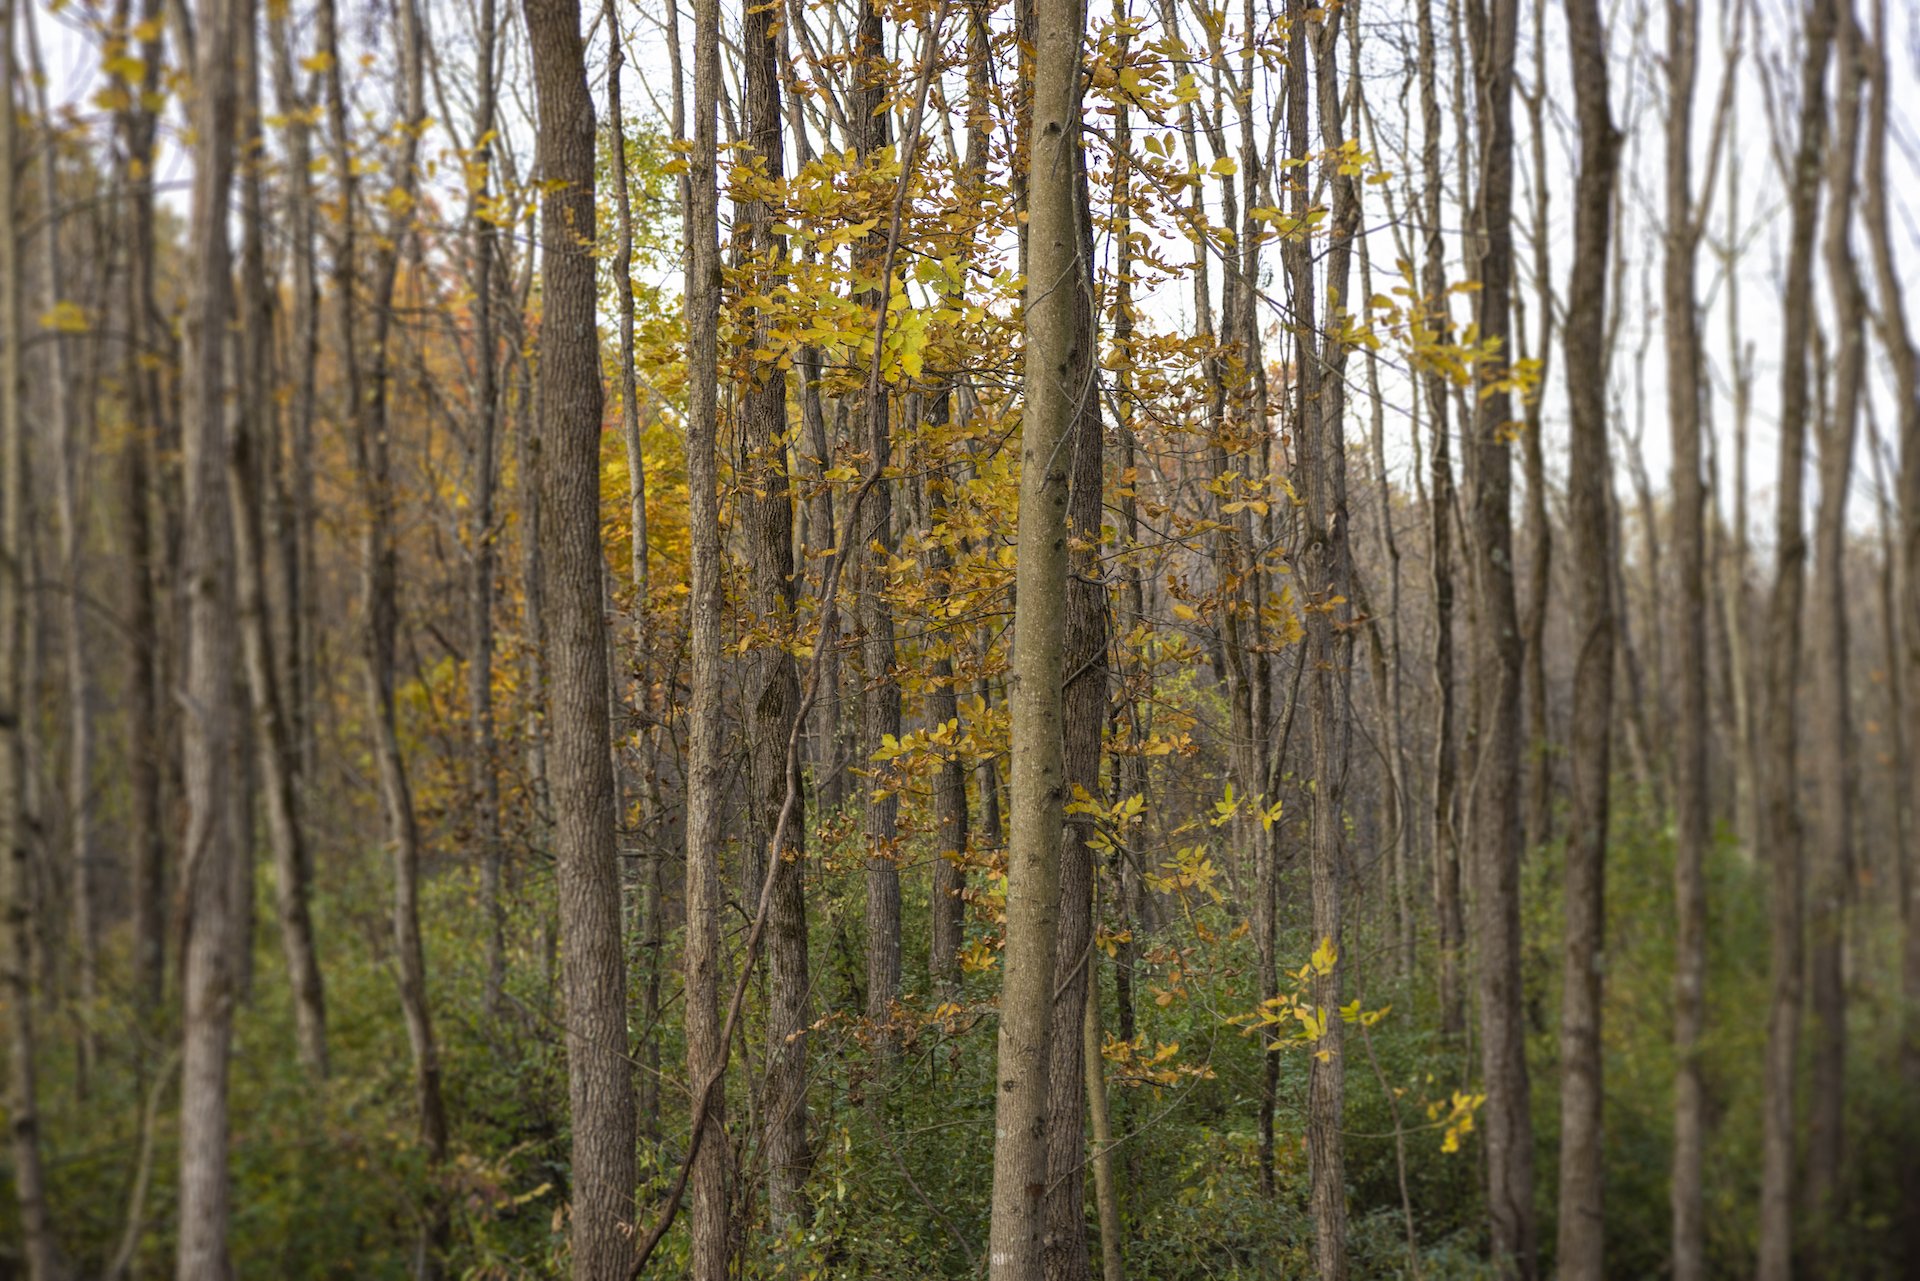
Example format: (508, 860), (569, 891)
(1755, 5), (1833, 1276)
(1, 2), (57, 1268)
(1043, 142), (1106, 1281)
(682, 0), (731, 1264)
(174, 0), (243, 1267)
(1806, 8), (1865, 1256)
(1463, 0), (1536, 1270)
(853, 0), (904, 1029)
(1663, 1), (1710, 1273)
(521, 0), (641, 1269)
(989, 0), (1083, 1264)
(1555, 1), (1617, 1272)
(738, 0), (813, 1227)
(471, 0), (508, 1018)
(1418, 0), (1465, 1038)
(1860, 5), (1920, 1268)
(235, 10), (328, 1079)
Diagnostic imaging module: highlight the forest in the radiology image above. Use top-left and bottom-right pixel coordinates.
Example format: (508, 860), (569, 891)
(0, 0), (1916, 1272)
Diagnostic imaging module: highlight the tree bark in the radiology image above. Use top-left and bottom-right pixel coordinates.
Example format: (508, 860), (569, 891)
(522, 0), (641, 1269)
(174, 0), (243, 1267)
(682, 0), (731, 1264)
(1043, 140), (1106, 1281)
(989, 0), (1084, 1264)
(1755, 4), (1833, 1277)
(1, 2), (57, 1269)
(853, 0), (904, 1028)
(1556, 0), (1617, 1272)
(1463, 0), (1536, 1270)
(739, 0), (813, 1227)
(1417, 0), (1465, 1038)
(1805, 6), (1865, 1256)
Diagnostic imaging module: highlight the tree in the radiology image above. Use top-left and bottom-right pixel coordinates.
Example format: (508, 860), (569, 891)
(1556, 0), (1617, 1271)
(989, 0), (1085, 1267)
(174, 0), (243, 1268)
(521, 0), (639, 1269)
(739, 0), (813, 1227)
(681, 0), (732, 1264)
(1805, 1), (1865, 1251)
(1, 0), (56, 1271)
(1463, 0), (1536, 1270)
(1756, 3), (1833, 1276)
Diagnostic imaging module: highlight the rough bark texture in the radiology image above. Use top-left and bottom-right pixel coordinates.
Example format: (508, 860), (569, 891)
(1463, 0), (1535, 1271)
(1556, 1), (1617, 1272)
(1, 3), (57, 1270)
(740, 0), (813, 1228)
(175, 0), (242, 1268)
(1043, 143), (1106, 1281)
(989, 0), (1083, 1264)
(854, 0), (904, 1028)
(522, 0), (640, 1270)
(1296, 6), (1359, 1276)
(1756, 5), (1832, 1277)
(682, 0), (732, 1265)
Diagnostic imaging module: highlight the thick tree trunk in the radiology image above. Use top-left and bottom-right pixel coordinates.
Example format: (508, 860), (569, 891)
(1298, 9), (1358, 1276)
(739, 0), (813, 1227)
(1755, 5), (1832, 1277)
(853, 0), (904, 1028)
(174, 0), (242, 1267)
(682, 0), (731, 1266)
(989, 0), (1083, 1264)
(1859, 6), (1920, 1269)
(1555, 1), (1617, 1273)
(522, 0), (640, 1270)
(1, 4), (57, 1269)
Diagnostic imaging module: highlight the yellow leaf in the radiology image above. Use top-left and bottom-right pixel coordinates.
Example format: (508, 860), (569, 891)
(38, 301), (89, 334)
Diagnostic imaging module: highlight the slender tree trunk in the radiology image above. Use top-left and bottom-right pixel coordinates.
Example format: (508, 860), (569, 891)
(471, 0), (508, 1018)
(174, 0), (243, 1266)
(1463, 0), (1536, 1270)
(1555, 1), (1617, 1272)
(1043, 140), (1106, 1281)
(682, 0), (731, 1264)
(1, 4), (57, 1269)
(235, 11), (328, 1079)
(117, 0), (167, 1016)
(25, 8), (96, 1082)
(1806, 9), (1865, 1256)
(989, 0), (1084, 1263)
(1417, 0), (1465, 1038)
(1756, 5), (1833, 1276)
